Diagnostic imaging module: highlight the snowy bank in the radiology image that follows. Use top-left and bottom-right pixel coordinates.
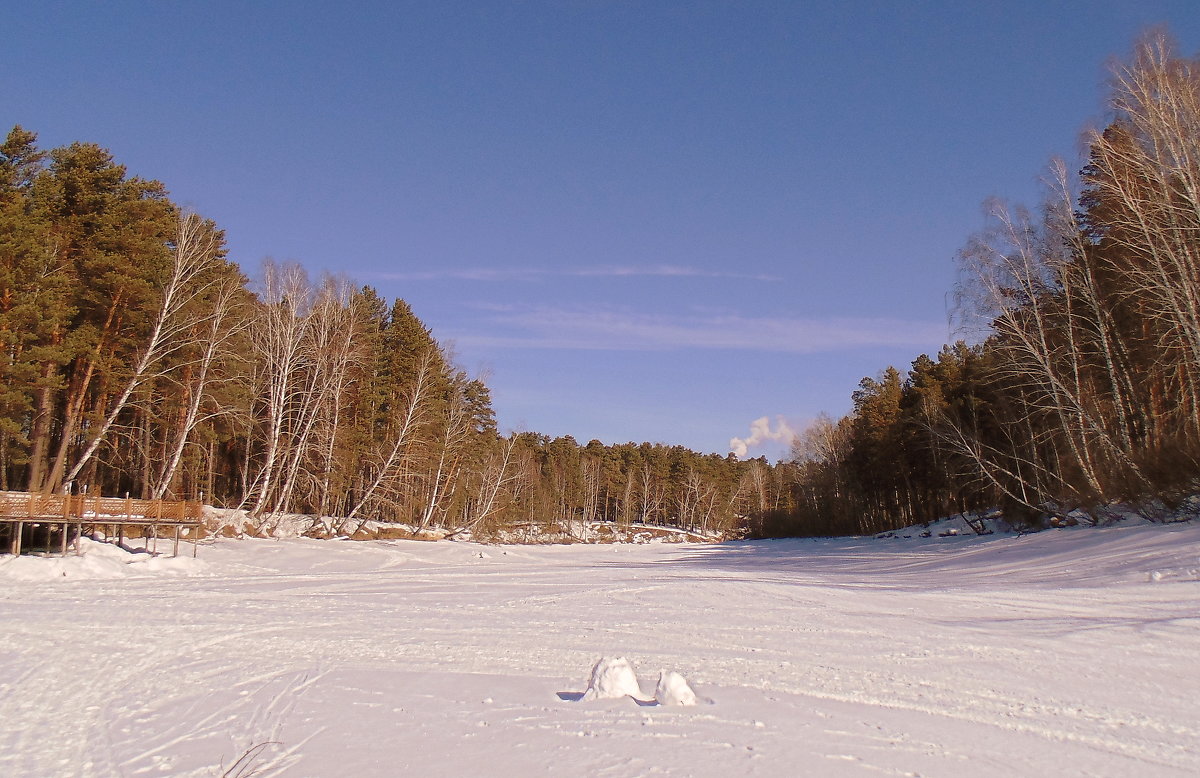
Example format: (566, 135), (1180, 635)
(198, 505), (722, 545)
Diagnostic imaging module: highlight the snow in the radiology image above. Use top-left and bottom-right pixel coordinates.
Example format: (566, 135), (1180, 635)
(194, 506), (723, 544)
(1, 523), (1198, 776)
(654, 670), (700, 707)
(574, 659), (701, 706)
(580, 657), (649, 702)
(0, 538), (206, 582)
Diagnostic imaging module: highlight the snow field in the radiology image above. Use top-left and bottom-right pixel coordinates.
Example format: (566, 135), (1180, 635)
(0, 524), (1197, 776)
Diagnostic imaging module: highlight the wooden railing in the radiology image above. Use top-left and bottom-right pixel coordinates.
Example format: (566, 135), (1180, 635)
(0, 491), (202, 523)
(0, 490), (203, 557)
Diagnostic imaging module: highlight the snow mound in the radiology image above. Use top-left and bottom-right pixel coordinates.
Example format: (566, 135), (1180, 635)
(581, 657), (648, 702)
(0, 538), (207, 582)
(654, 670), (699, 706)
(576, 658), (705, 706)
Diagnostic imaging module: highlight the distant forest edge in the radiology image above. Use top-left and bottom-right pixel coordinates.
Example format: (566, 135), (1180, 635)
(2, 32), (1199, 539)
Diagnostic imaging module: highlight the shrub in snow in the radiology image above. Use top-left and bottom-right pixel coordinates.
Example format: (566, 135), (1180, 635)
(581, 657), (647, 701)
(654, 670), (698, 706)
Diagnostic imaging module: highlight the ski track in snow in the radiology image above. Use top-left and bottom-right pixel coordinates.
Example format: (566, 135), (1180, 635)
(0, 525), (1198, 777)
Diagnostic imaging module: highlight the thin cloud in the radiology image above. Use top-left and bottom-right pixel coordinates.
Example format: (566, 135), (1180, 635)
(449, 306), (948, 354)
(368, 265), (779, 282)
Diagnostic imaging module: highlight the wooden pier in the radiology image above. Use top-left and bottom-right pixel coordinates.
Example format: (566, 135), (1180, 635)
(0, 491), (204, 558)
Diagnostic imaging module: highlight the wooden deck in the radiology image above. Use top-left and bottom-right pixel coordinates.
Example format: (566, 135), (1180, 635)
(0, 491), (204, 557)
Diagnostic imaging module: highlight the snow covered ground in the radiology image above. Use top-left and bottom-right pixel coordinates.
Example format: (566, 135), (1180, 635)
(1, 524), (1198, 777)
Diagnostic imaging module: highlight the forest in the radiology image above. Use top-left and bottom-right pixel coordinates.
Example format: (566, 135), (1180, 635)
(2, 33), (1198, 539)
(766, 32), (1200, 536)
(0, 123), (773, 537)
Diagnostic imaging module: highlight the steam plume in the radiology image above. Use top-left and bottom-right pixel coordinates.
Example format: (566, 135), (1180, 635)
(730, 416), (797, 458)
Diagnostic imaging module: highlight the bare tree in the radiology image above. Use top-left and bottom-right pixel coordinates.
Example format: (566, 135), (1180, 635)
(149, 272), (248, 499)
(456, 432), (524, 535)
(579, 455), (603, 524)
(417, 380), (473, 530)
(62, 212), (230, 490)
(637, 461), (665, 524)
(956, 198), (1135, 503)
(344, 346), (437, 524)
(1085, 32), (1200, 441)
(246, 261), (313, 516)
(278, 276), (365, 516)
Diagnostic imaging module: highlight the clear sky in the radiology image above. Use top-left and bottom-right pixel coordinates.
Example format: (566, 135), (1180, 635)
(7, 1), (1200, 459)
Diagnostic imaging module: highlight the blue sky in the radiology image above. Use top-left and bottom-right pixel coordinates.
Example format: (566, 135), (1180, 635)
(7, 1), (1200, 458)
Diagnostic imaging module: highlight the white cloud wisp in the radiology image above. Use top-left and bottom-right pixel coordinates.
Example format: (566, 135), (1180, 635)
(452, 306), (947, 354)
(369, 265), (779, 282)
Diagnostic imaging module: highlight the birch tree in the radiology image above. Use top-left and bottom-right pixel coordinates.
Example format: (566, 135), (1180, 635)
(344, 345), (437, 523)
(457, 432), (524, 535)
(63, 212), (231, 489)
(1083, 31), (1200, 445)
(148, 270), (249, 499)
(247, 261), (312, 516)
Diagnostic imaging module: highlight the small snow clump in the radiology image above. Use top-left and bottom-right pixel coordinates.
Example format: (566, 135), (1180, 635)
(581, 656), (646, 702)
(654, 670), (698, 706)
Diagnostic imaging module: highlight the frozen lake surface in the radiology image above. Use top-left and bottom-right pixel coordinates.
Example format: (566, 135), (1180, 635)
(1, 523), (1198, 777)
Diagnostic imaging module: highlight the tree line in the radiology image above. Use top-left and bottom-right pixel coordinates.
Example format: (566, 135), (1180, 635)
(6, 32), (1195, 540)
(759, 32), (1200, 536)
(0, 126), (783, 537)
